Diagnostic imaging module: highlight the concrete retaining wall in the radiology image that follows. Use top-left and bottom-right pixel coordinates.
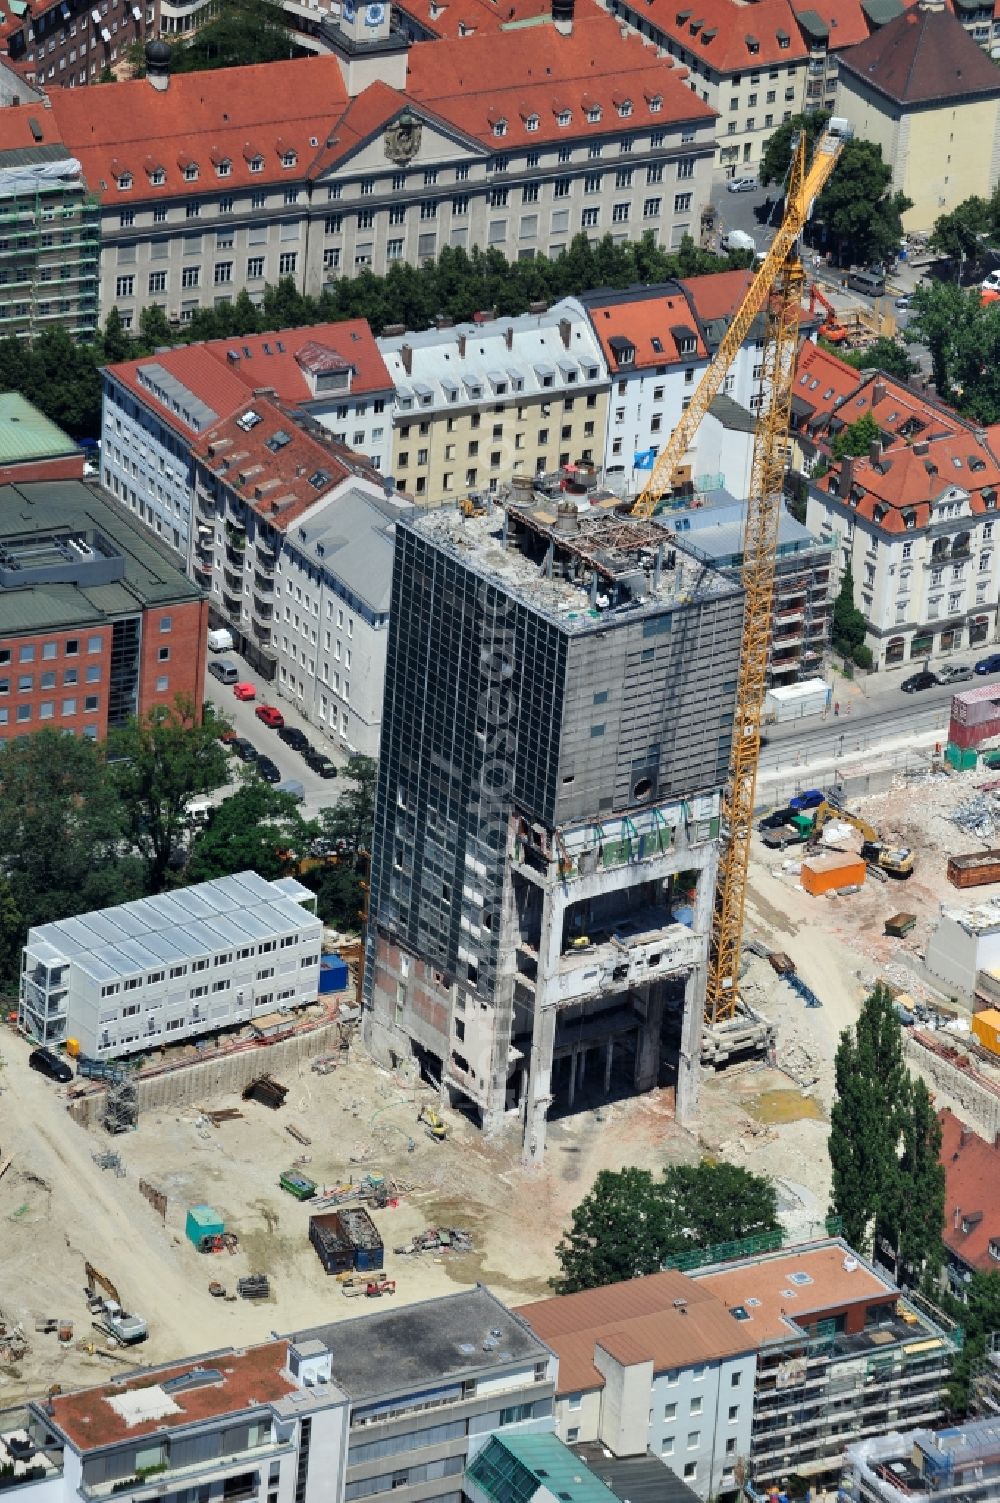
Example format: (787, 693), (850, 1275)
(67, 1021), (343, 1129)
(904, 1034), (1000, 1143)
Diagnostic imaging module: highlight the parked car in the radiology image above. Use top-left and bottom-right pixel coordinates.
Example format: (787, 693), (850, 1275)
(727, 176), (757, 192)
(256, 755), (281, 783)
(230, 737), (258, 761)
(278, 725), (310, 750)
(306, 753), (338, 779)
(788, 788), (825, 811)
(759, 807), (794, 831)
(29, 1047), (73, 1084)
(982, 270), (1000, 293)
(975, 652), (1000, 675)
(207, 660), (239, 685)
(937, 662), (973, 683)
(233, 682), (256, 701)
(275, 778), (305, 802)
(255, 704), (285, 729)
(901, 670), (939, 693)
(894, 293), (912, 310)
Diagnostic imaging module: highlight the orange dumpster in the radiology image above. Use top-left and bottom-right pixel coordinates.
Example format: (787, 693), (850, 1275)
(800, 852), (866, 896)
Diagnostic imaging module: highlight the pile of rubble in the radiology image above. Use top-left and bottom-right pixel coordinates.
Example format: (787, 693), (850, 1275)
(950, 790), (1000, 842)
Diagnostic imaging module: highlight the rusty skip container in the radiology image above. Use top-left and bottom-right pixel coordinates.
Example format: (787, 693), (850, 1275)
(800, 852), (866, 896)
(947, 850), (1000, 889)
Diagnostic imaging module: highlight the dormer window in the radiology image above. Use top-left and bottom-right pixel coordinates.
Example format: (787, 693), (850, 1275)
(903, 507), (917, 529)
(586, 105), (601, 123)
(250, 156), (264, 173)
(151, 168), (165, 186)
(183, 164), (198, 181)
(117, 172), (132, 191)
(491, 116), (508, 138)
(282, 151), (297, 168)
(557, 109), (571, 127)
(216, 160), (231, 177)
(526, 114), (539, 132)
(617, 99), (633, 118)
(648, 94), (662, 112)
(746, 36), (759, 53)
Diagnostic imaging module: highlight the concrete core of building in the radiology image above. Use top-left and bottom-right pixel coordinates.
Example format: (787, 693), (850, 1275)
(363, 486), (744, 1162)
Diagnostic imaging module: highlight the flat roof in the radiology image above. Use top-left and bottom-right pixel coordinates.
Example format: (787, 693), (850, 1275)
(469, 1433), (622, 1503)
(25, 870), (319, 980)
(572, 1444), (700, 1503)
(48, 1343), (298, 1452)
(293, 1286), (550, 1404)
(0, 393), (78, 465)
(693, 1241), (896, 1344)
(0, 479), (200, 635)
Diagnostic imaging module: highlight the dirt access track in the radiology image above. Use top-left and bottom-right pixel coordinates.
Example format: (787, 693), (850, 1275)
(0, 1027), (697, 1404)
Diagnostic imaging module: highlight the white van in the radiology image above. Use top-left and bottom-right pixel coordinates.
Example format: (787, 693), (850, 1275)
(207, 627), (234, 653)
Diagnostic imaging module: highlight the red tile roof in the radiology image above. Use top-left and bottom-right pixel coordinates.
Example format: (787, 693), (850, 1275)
(939, 1107), (1000, 1273)
(107, 321), (391, 440)
(792, 0), (872, 51)
(398, 0), (553, 39)
(405, 13), (716, 146)
(47, 57), (349, 204)
(518, 1270), (755, 1394)
(838, 1), (1000, 105)
(0, 101), (66, 152)
(51, 1342), (295, 1452)
(644, 0), (809, 71)
(193, 397), (382, 531)
(694, 1243), (895, 1343)
(586, 288), (708, 371)
(793, 339), (864, 430)
(680, 270), (755, 325)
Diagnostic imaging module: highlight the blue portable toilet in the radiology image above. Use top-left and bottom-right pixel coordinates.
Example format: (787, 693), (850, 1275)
(319, 954), (349, 994)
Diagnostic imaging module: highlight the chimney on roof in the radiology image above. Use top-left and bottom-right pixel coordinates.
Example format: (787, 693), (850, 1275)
(144, 38), (171, 91)
(504, 326), (514, 351)
(457, 332), (467, 358)
(961, 1125), (972, 1147)
(975, 428), (987, 445)
(558, 316), (571, 349)
(913, 440), (929, 456)
(869, 438), (882, 466)
(400, 343), (412, 376)
(552, 0), (573, 34)
(841, 455), (854, 494)
(873, 379), (886, 406)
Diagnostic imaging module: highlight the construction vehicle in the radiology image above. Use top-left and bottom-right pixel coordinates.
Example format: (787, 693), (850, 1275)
(629, 118), (852, 1034)
(459, 495), (486, 518)
(808, 282), (848, 343)
(418, 1105), (447, 1141)
(84, 1262), (147, 1345)
(364, 1278), (396, 1297)
(808, 803), (914, 877)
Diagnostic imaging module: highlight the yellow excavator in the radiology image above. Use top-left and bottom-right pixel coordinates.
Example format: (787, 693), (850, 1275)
(418, 1105), (448, 1141)
(810, 803), (914, 878)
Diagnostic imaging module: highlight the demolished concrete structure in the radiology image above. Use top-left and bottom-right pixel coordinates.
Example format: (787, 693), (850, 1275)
(362, 490), (744, 1161)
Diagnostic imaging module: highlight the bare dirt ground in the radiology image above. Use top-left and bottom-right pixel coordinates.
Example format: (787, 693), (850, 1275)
(4, 767), (992, 1408)
(0, 1026), (697, 1405)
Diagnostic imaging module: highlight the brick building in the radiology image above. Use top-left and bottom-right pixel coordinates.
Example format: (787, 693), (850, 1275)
(0, 393), (86, 485)
(1, 0), (155, 90)
(0, 478), (206, 742)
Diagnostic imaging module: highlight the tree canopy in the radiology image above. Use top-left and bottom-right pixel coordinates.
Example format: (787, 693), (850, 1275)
(906, 282), (1000, 424)
(830, 410), (880, 463)
(759, 113), (910, 267)
(187, 782), (318, 884)
(838, 338), (916, 382)
(553, 1160), (779, 1293)
(829, 985), (944, 1285)
(168, 0), (301, 71)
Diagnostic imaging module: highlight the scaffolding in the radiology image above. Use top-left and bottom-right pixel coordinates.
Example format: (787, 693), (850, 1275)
(0, 164), (100, 342)
(103, 1076), (138, 1135)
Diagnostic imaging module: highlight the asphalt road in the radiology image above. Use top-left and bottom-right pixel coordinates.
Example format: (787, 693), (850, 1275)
(203, 659), (345, 822)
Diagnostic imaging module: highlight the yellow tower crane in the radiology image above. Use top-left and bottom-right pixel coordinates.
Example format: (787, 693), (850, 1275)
(630, 122), (850, 1027)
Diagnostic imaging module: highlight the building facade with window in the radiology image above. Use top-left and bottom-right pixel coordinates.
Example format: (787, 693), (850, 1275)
(805, 373), (1000, 668)
(0, 0), (156, 89)
(101, 321), (393, 569)
(20, 870), (322, 1055)
(0, 105), (100, 341)
(0, 478), (206, 745)
(378, 301), (608, 501)
(45, 6), (717, 326)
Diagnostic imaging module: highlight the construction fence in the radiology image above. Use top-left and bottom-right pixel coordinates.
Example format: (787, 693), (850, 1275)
(66, 1019), (345, 1129)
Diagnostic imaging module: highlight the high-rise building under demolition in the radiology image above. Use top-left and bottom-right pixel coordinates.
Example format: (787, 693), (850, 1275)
(363, 491), (744, 1160)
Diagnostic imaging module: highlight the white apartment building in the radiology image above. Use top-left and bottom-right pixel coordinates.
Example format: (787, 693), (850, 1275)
(19, 870), (322, 1058)
(101, 321), (393, 571)
(805, 376), (1000, 668)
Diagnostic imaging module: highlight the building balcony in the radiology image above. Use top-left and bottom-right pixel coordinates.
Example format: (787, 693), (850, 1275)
(256, 540), (278, 565)
(196, 489), (216, 517)
(253, 570), (274, 593)
(222, 590), (242, 617)
(80, 1448), (287, 1501)
(193, 560), (213, 586)
(223, 562), (244, 589)
(253, 596), (274, 622)
(226, 542), (246, 568)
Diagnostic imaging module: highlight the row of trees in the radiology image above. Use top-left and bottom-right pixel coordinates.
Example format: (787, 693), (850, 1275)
(904, 282), (1000, 424)
(0, 705), (376, 988)
(6, 234), (745, 442)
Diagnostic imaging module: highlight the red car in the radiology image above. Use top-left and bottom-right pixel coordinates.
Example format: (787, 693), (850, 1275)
(255, 704), (285, 729)
(233, 682), (256, 702)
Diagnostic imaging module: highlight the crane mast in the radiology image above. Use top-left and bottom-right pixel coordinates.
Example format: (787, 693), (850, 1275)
(630, 124), (848, 1026)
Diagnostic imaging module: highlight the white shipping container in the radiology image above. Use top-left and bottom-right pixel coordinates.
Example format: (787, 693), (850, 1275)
(764, 678), (831, 723)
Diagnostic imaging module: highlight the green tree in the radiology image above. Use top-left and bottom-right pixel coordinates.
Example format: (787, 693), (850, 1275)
(553, 1168), (675, 1293)
(888, 1078), (945, 1286)
(816, 139), (911, 268)
(170, 0), (298, 71)
(907, 282), (1000, 423)
(109, 697), (229, 893)
(831, 562), (869, 664)
(758, 111), (830, 189)
(829, 984), (911, 1255)
(939, 1269), (1000, 1413)
(0, 732), (139, 954)
(0, 875), (24, 993)
(930, 195), (994, 271)
(101, 307), (133, 364)
(839, 338), (916, 381)
(305, 859), (367, 930)
(318, 754), (377, 852)
(830, 410), (881, 463)
(138, 304), (174, 351)
(187, 783), (318, 883)
(553, 1161), (779, 1293)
